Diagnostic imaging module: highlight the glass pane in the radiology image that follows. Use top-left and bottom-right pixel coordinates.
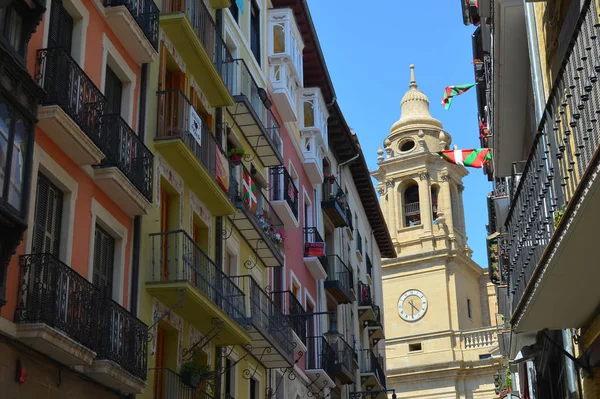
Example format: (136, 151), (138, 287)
(8, 117), (27, 211)
(303, 100), (314, 128)
(0, 102), (9, 201)
(273, 24), (285, 54)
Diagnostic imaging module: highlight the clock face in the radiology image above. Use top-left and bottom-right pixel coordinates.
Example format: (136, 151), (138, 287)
(398, 290), (427, 321)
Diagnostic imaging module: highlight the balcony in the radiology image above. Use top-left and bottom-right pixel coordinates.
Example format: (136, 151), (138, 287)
(87, 298), (148, 393)
(271, 290), (307, 352)
(103, 0), (159, 63)
(150, 368), (194, 399)
(160, 0), (234, 106)
(230, 275), (294, 368)
(366, 305), (384, 346)
(357, 281), (377, 325)
(15, 253), (148, 393)
(268, 8), (304, 122)
(303, 227), (327, 280)
(323, 255), (354, 304)
(358, 349), (385, 391)
(229, 165), (284, 267)
(457, 326), (498, 362)
(95, 114), (153, 216)
(156, 89), (236, 216)
(227, 59), (283, 167)
(504, 0), (600, 333)
(305, 336), (336, 392)
(321, 177), (350, 228)
(15, 254), (98, 366)
(270, 166), (299, 227)
(147, 230), (250, 345)
(327, 335), (356, 385)
(36, 47), (106, 165)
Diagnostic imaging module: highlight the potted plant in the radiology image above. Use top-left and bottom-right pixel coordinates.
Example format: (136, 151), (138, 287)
(323, 174), (335, 184)
(227, 148), (245, 165)
(180, 361), (213, 392)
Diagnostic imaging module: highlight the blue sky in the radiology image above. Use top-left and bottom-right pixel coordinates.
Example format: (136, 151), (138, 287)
(307, 0), (492, 267)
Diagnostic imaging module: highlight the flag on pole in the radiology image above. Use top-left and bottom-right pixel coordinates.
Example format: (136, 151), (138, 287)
(442, 84), (476, 110)
(438, 148), (492, 168)
(242, 171), (258, 212)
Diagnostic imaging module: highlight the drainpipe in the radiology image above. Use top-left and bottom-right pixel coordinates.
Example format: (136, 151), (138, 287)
(524, 2), (546, 122)
(130, 63), (149, 318)
(336, 153), (359, 186)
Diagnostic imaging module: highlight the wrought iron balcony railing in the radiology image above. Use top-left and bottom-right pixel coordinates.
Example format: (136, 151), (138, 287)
(231, 164), (285, 257)
(15, 253), (99, 350)
(228, 58), (283, 164)
(162, 0), (234, 88)
(230, 275), (294, 360)
(271, 290), (307, 344)
(327, 335), (356, 380)
(366, 254), (373, 279)
(149, 230), (247, 324)
(321, 177), (349, 228)
(270, 166), (299, 220)
(150, 368), (195, 399)
(15, 253), (149, 379)
(97, 297), (148, 380)
(358, 349), (386, 388)
(323, 255), (354, 303)
(306, 336), (336, 380)
(36, 47), (106, 148)
(104, 0), (159, 50)
(504, 0), (600, 315)
(157, 89), (233, 199)
(99, 114), (154, 201)
(303, 227), (326, 258)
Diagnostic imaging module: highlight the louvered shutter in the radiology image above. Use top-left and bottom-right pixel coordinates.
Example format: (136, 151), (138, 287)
(48, 0), (73, 52)
(32, 174), (63, 256)
(93, 226), (115, 299)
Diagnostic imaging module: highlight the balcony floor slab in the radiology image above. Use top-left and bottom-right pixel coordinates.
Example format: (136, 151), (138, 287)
(84, 359), (146, 394)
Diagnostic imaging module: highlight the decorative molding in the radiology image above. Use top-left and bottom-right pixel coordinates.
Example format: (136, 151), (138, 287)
(190, 191), (213, 257)
(160, 33), (186, 73)
(419, 171), (430, 181)
(457, 184), (465, 192)
(151, 298), (184, 369)
(189, 324), (212, 364)
(441, 174), (450, 182)
(157, 155), (185, 229)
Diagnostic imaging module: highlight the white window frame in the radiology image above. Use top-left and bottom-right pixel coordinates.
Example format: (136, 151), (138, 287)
(225, 227), (240, 276)
(302, 187), (312, 227)
(289, 270), (301, 305)
(87, 198), (128, 305)
(42, 0), (89, 67)
(100, 33), (137, 126)
(26, 144), (78, 266)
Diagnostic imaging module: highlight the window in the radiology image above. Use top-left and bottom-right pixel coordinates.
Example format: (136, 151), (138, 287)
(479, 354), (492, 359)
(32, 174), (63, 256)
(229, 0), (239, 23)
(403, 183), (420, 227)
(431, 185), (439, 220)
(0, 100), (30, 213)
(225, 358), (235, 397)
(104, 66), (123, 116)
(0, 4), (26, 57)
(408, 342), (422, 352)
(250, 0), (260, 65)
(93, 225), (115, 299)
(467, 298), (473, 319)
(400, 139), (415, 152)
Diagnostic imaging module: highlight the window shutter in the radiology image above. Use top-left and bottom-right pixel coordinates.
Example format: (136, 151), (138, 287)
(48, 0), (73, 53)
(93, 226), (115, 299)
(104, 66), (123, 116)
(32, 174), (63, 256)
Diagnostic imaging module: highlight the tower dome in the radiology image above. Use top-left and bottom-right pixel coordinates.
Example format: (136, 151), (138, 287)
(389, 65), (444, 138)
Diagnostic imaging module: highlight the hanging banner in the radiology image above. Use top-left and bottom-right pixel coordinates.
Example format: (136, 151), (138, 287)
(236, 0), (244, 14)
(189, 105), (203, 147)
(216, 148), (230, 192)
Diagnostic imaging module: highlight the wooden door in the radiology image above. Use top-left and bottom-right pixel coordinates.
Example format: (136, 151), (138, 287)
(154, 326), (167, 399)
(160, 188), (170, 281)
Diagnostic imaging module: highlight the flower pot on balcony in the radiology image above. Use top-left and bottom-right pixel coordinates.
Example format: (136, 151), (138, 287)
(227, 148), (245, 166)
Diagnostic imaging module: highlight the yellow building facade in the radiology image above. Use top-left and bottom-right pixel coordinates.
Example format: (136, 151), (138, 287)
(372, 66), (502, 399)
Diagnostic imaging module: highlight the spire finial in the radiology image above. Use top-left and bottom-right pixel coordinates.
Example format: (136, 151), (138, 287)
(409, 64), (417, 89)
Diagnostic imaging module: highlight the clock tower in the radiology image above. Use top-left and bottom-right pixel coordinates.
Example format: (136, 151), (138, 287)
(372, 65), (502, 398)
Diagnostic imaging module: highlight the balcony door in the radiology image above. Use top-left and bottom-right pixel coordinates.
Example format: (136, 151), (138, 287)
(48, 0), (73, 52)
(92, 225), (115, 300)
(158, 53), (188, 138)
(153, 326), (166, 399)
(160, 188), (170, 281)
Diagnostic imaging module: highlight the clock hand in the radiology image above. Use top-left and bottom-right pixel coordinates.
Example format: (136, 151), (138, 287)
(409, 300), (419, 314)
(410, 300), (415, 317)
